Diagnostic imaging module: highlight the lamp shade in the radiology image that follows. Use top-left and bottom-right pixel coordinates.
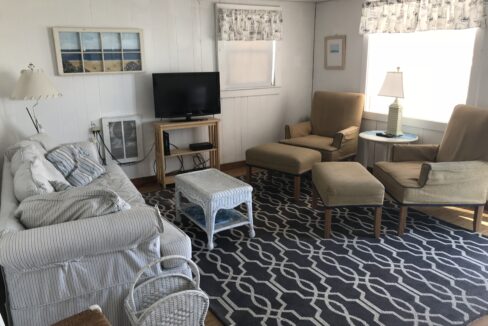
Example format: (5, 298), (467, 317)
(378, 70), (404, 98)
(11, 65), (62, 100)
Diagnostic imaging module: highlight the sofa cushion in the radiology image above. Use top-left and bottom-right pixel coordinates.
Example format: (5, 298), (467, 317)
(89, 164), (146, 206)
(15, 186), (131, 228)
(46, 145), (105, 186)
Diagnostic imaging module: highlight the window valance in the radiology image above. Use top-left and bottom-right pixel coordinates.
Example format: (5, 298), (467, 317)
(216, 5), (283, 41)
(359, 0), (486, 34)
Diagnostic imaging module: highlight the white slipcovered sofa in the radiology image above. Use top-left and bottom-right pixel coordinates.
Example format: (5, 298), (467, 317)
(0, 134), (191, 325)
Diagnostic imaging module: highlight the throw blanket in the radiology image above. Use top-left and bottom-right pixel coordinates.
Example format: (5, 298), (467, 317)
(15, 186), (130, 229)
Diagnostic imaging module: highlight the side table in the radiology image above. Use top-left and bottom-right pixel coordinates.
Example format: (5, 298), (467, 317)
(175, 168), (255, 250)
(359, 130), (418, 167)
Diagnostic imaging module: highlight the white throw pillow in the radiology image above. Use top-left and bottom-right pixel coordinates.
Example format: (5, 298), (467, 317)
(10, 142), (47, 175)
(31, 157), (68, 192)
(13, 158), (69, 202)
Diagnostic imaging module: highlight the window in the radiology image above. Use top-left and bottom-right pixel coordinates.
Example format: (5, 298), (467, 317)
(218, 40), (278, 90)
(365, 29), (477, 123)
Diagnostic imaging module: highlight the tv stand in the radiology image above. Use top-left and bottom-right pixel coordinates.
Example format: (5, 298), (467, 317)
(154, 118), (220, 188)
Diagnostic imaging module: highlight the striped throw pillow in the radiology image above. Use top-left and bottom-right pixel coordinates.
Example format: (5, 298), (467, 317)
(46, 145), (106, 187)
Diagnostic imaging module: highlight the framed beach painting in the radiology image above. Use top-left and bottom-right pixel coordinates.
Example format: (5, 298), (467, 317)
(324, 35), (346, 70)
(52, 27), (144, 75)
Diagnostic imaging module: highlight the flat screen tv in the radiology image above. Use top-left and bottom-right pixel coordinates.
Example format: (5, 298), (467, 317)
(152, 72), (221, 120)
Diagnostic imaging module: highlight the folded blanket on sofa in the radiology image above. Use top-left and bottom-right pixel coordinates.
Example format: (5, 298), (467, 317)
(15, 186), (130, 228)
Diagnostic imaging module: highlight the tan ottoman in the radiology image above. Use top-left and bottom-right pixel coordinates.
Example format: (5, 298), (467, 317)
(246, 143), (322, 201)
(312, 162), (385, 238)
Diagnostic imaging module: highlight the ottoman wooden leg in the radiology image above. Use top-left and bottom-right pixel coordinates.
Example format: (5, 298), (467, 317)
(398, 206), (408, 236)
(294, 176), (301, 202)
(374, 207), (382, 239)
(246, 165), (252, 183)
(311, 185), (317, 209)
(473, 205), (484, 232)
(324, 208), (332, 238)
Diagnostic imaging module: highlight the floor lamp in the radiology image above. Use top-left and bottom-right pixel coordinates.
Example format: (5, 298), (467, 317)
(11, 63), (62, 133)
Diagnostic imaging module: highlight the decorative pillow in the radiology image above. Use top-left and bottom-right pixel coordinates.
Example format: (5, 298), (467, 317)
(13, 158), (69, 202)
(50, 181), (74, 192)
(15, 186), (131, 229)
(14, 162), (47, 202)
(9, 142), (46, 174)
(46, 145), (105, 186)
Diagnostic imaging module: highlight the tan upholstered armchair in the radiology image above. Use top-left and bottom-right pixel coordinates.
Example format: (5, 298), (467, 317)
(281, 91), (365, 161)
(374, 105), (488, 235)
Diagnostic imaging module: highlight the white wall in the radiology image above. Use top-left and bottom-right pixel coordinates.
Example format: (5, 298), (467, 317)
(0, 0), (315, 179)
(313, 0), (488, 166)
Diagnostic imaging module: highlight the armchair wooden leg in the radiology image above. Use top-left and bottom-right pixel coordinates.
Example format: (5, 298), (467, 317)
(398, 206), (408, 236)
(311, 185), (317, 209)
(294, 176), (301, 202)
(246, 166), (252, 183)
(374, 207), (382, 239)
(325, 208), (332, 238)
(473, 205), (484, 232)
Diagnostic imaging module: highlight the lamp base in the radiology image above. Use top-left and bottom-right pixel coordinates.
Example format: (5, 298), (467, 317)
(386, 98), (403, 136)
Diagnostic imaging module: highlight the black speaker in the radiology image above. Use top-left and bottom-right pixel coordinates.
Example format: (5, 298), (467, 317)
(163, 131), (170, 155)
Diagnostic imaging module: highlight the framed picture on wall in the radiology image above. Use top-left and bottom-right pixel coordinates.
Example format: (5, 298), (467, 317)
(52, 27), (144, 75)
(324, 35), (346, 70)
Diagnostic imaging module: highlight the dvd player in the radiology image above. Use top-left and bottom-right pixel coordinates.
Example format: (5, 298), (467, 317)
(189, 142), (213, 151)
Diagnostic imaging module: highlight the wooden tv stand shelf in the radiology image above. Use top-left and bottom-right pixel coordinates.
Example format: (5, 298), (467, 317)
(154, 118), (220, 187)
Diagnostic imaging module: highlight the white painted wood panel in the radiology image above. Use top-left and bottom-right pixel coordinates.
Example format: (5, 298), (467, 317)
(0, 0), (316, 179)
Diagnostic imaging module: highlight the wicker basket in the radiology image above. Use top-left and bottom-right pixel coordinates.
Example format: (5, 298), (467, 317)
(124, 255), (209, 326)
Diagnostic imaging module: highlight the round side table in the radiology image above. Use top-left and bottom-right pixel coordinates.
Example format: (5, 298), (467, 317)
(359, 130), (418, 166)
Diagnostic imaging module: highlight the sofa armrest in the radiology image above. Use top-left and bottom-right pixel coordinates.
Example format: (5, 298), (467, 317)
(419, 161), (488, 187)
(332, 126), (359, 149)
(392, 144), (439, 162)
(285, 121), (312, 139)
(0, 206), (162, 271)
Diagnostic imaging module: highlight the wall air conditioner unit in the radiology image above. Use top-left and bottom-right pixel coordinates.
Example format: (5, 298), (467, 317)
(101, 115), (144, 164)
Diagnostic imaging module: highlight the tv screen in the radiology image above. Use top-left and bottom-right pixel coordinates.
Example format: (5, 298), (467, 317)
(152, 72), (221, 119)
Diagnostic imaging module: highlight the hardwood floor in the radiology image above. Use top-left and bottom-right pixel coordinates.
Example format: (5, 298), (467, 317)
(137, 165), (488, 326)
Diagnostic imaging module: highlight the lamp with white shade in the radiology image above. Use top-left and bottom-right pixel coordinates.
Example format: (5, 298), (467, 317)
(11, 63), (62, 133)
(378, 67), (404, 137)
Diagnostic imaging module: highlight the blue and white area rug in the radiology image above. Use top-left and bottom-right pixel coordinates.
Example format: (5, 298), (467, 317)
(144, 171), (488, 326)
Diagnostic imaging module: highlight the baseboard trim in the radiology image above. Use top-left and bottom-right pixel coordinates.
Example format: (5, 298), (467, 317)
(131, 175), (157, 188)
(220, 160), (246, 171)
(131, 161), (247, 188)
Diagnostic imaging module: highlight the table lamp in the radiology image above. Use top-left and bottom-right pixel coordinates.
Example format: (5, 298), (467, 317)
(11, 63), (62, 133)
(378, 67), (404, 137)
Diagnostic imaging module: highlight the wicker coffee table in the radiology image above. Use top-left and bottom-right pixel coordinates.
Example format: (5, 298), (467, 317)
(175, 168), (255, 250)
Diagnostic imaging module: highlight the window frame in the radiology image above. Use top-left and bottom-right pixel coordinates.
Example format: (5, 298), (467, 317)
(360, 30), (480, 130)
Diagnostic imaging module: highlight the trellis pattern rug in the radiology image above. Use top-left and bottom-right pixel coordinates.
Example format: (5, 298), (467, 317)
(143, 171), (488, 326)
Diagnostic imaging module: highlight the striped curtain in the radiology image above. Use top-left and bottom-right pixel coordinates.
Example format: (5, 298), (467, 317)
(216, 6), (283, 41)
(359, 0), (486, 34)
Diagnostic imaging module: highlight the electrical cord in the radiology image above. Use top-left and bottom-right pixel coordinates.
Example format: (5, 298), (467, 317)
(93, 130), (155, 166)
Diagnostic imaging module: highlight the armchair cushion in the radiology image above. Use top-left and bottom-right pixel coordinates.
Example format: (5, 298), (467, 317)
(332, 126), (359, 149)
(392, 144), (439, 162)
(374, 160), (488, 205)
(437, 105), (488, 162)
(285, 121), (312, 139)
(310, 91), (364, 137)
